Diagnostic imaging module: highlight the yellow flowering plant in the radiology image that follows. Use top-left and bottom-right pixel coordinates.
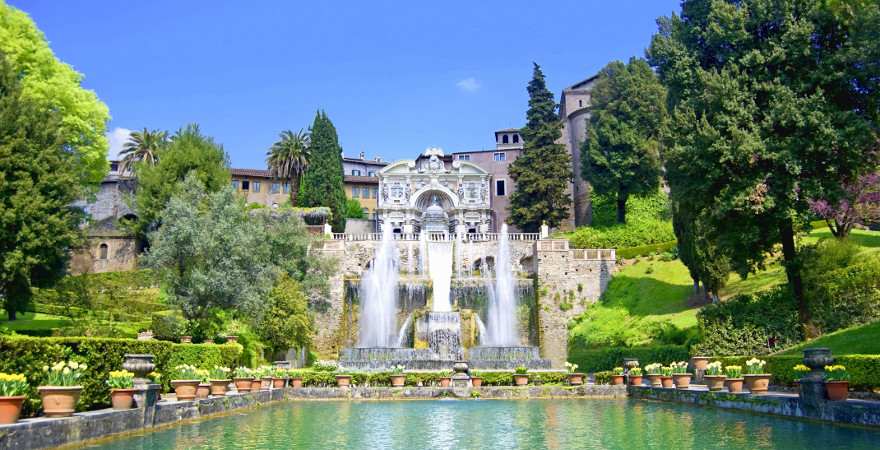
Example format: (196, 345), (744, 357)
(660, 366), (673, 377)
(0, 373), (28, 397)
(824, 365), (849, 382)
(628, 367), (643, 376)
(793, 364), (810, 377)
(43, 361), (86, 387)
(209, 366), (231, 380)
(172, 364), (200, 381)
(106, 370), (135, 389)
(612, 367), (625, 376)
(147, 372), (162, 384)
(724, 365), (742, 379)
(195, 369), (210, 383)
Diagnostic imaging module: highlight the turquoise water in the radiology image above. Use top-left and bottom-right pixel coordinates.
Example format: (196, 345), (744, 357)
(86, 399), (879, 449)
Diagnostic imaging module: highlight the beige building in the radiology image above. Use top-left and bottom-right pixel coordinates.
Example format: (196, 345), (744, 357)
(230, 168), (292, 207)
(343, 154), (387, 219)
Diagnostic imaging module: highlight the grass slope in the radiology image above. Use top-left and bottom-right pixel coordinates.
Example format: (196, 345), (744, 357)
(775, 321), (880, 356)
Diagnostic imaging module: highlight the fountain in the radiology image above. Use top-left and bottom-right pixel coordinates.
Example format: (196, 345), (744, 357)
(357, 226), (399, 347)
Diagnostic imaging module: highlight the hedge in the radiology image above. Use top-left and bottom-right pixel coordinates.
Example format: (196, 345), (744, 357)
(716, 355), (880, 390)
(0, 336), (241, 416)
(568, 345), (690, 373)
(617, 241), (677, 259)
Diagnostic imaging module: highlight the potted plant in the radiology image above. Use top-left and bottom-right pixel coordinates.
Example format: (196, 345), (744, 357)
(724, 365), (743, 393)
(793, 364), (810, 389)
(170, 365), (201, 401)
(107, 370), (136, 410)
(513, 366), (529, 386)
(233, 367), (253, 392)
(470, 372), (483, 388)
(611, 367), (625, 386)
(703, 362), (725, 391)
(288, 369), (304, 389)
(0, 372), (28, 424)
(258, 366), (273, 390)
(644, 363), (663, 387)
(565, 362), (585, 386)
(628, 367), (644, 386)
(335, 372), (353, 387)
(209, 367), (231, 396)
(744, 358), (771, 395)
(38, 361), (86, 417)
(390, 365), (406, 387)
(196, 369), (211, 399)
(824, 365), (850, 401)
(660, 366), (674, 388)
(272, 368), (287, 389)
(439, 370), (453, 387)
(671, 361), (691, 390)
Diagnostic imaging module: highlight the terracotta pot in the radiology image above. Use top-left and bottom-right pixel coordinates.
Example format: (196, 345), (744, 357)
(673, 374), (692, 390)
(250, 379), (262, 391)
(726, 378), (744, 393)
(0, 396), (26, 424)
(660, 376), (674, 388)
(38, 386), (82, 418)
(568, 373), (585, 386)
(291, 377), (303, 389)
(513, 374), (529, 386)
(390, 375), (406, 387)
(272, 377), (286, 389)
(826, 381), (849, 401)
(611, 375), (625, 386)
(704, 375), (726, 392)
(171, 380), (199, 401)
(336, 375), (352, 387)
(260, 377), (273, 390)
(210, 380), (229, 396)
(197, 384), (210, 399)
(629, 376), (643, 386)
(439, 377), (451, 387)
(471, 377), (483, 388)
(744, 374), (771, 395)
(234, 378), (252, 392)
(647, 375), (663, 387)
(110, 388), (136, 410)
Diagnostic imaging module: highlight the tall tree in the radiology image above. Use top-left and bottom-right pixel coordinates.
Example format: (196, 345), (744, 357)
(298, 111), (347, 232)
(582, 58), (665, 224)
(649, 0), (880, 332)
(0, 55), (84, 320)
(266, 129), (310, 206)
(508, 63), (572, 231)
(132, 124), (230, 240)
(672, 200), (730, 303)
(0, 1), (110, 187)
(118, 128), (168, 175)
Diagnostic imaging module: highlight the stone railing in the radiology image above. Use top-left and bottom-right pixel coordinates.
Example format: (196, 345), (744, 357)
(571, 248), (616, 260)
(330, 232), (541, 242)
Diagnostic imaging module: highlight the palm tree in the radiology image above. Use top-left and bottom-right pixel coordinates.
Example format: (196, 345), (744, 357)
(118, 128), (168, 175)
(267, 129), (311, 206)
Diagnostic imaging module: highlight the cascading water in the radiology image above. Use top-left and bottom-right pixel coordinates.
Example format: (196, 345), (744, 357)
(428, 240), (453, 312)
(358, 226), (399, 347)
(419, 231), (429, 274)
(482, 224), (519, 346)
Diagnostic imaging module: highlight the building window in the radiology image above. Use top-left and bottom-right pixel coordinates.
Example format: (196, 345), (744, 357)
(283, 183), (290, 193)
(361, 187), (370, 198)
(241, 180), (250, 191)
(232, 180), (240, 190)
(352, 187), (360, 199)
(458, 154), (470, 161)
(495, 179), (506, 196)
(371, 187), (378, 199)
(368, 171), (376, 177)
(493, 152), (506, 161)
(502, 134), (509, 144)
(513, 134), (519, 143)
(352, 169), (362, 176)
(252, 181), (261, 193)
(99, 243), (109, 260)
(270, 183), (280, 194)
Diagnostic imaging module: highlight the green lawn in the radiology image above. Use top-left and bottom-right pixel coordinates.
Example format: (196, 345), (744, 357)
(0, 311), (72, 331)
(775, 321), (880, 356)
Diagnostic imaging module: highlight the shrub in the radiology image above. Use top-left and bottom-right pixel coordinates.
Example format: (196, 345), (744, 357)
(567, 345), (689, 373)
(568, 220), (675, 249)
(594, 370), (613, 384)
(806, 257), (880, 333)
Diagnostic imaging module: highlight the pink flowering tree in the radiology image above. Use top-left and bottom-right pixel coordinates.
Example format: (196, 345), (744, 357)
(808, 173), (880, 238)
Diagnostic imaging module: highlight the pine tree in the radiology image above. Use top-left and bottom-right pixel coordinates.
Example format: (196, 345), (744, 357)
(298, 111), (347, 232)
(508, 63), (572, 232)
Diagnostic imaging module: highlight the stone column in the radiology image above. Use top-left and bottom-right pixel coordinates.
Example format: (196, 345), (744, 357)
(800, 347), (834, 417)
(123, 354), (160, 409)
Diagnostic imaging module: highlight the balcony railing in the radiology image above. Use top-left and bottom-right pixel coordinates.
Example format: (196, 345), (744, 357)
(330, 232), (541, 242)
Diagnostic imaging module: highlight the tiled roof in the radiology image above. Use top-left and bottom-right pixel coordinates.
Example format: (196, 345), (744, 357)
(231, 168), (271, 178)
(342, 157), (388, 166)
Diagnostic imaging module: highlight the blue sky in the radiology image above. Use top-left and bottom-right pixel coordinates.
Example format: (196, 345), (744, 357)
(11, 0), (681, 168)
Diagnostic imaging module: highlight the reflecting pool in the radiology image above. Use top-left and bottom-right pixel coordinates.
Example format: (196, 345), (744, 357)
(86, 399), (879, 449)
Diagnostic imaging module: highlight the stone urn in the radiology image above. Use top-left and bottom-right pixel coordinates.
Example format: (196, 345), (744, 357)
(122, 354), (156, 386)
(690, 356), (710, 383)
(801, 348), (835, 407)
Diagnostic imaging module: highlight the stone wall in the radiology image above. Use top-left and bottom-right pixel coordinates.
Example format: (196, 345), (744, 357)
(69, 236), (139, 275)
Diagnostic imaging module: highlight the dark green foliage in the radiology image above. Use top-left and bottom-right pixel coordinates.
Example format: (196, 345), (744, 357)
(672, 200), (730, 301)
(582, 58), (665, 224)
(649, 0), (880, 329)
(590, 191), (671, 227)
(0, 55), (85, 321)
(343, 199), (365, 219)
(568, 190), (674, 249)
(266, 129), (310, 206)
(257, 275), (314, 358)
(567, 345), (689, 373)
(693, 287), (802, 356)
(0, 336), (241, 416)
(150, 310), (186, 341)
(298, 111), (346, 232)
(593, 370), (613, 384)
(508, 63), (572, 231)
(31, 270), (162, 313)
(804, 251), (880, 334)
(132, 124), (230, 240)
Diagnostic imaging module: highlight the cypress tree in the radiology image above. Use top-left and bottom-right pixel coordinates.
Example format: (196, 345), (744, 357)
(508, 63), (572, 232)
(298, 111), (347, 231)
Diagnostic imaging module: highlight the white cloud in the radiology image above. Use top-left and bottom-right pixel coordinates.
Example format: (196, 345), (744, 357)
(106, 127), (132, 160)
(456, 77), (481, 93)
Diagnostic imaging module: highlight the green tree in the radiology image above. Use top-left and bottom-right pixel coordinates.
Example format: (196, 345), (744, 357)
(267, 129), (310, 206)
(257, 274), (314, 358)
(649, 0), (880, 332)
(298, 111), (346, 232)
(132, 124), (230, 240)
(0, 55), (84, 320)
(343, 198), (365, 219)
(118, 128), (168, 174)
(508, 63), (572, 231)
(0, 2), (110, 187)
(672, 200), (730, 303)
(582, 58), (665, 224)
